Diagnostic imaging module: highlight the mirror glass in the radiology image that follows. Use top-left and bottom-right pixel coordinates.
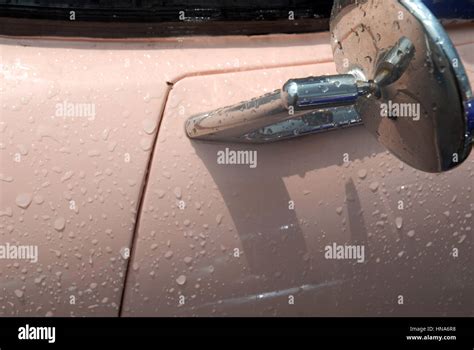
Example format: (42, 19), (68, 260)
(331, 0), (473, 172)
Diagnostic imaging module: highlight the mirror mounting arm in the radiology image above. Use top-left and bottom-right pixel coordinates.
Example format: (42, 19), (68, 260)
(185, 37), (415, 143)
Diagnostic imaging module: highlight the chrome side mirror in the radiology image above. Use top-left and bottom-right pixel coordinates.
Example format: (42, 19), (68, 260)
(185, 0), (473, 172)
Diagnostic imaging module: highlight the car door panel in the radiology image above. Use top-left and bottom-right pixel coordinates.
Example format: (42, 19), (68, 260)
(0, 32), (330, 316)
(122, 27), (474, 316)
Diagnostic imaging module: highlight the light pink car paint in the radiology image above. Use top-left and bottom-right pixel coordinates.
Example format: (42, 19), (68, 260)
(0, 25), (473, 317)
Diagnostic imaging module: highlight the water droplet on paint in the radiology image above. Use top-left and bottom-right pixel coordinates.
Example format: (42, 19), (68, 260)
(142, 119), (157, 135)
(174, 187), (182, 199)
(34, 195), (44, 204)
(369, 182), (379, 192)
(357, 169), (367, 179)
(395, 217), (403, 229)
(54, 217), (66, 231)
(176, 275), (186, 285)
(140, 138), (153, 151)
(88, 150), (101, 157)
(0, 173), (13, 182)
(15, 193), (32, 209)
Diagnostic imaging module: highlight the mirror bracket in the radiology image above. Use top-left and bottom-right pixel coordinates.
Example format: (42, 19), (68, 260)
(185, 0), (473, 172)
(185, 37), (414, 143)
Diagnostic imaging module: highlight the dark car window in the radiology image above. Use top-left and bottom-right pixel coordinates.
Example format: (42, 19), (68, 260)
(0, 1), (472, 38)
(0, 0), (333, 37)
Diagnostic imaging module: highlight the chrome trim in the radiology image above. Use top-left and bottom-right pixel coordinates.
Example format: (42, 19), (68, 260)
(185, 74), (367, 143)
(400, 0), (474, 146)
(330, 0), (472, 172)
(240, 106), (362, 143)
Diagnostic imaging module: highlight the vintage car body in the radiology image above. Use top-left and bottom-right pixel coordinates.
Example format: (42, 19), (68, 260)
(0, 2), (473, 317)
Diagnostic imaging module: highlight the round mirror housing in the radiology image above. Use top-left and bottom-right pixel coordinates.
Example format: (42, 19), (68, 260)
(331, 0), (473, 172)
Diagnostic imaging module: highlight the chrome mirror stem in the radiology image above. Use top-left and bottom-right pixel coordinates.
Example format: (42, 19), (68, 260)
(185, 37), (413, 143)
(185, 74), (370, 142)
